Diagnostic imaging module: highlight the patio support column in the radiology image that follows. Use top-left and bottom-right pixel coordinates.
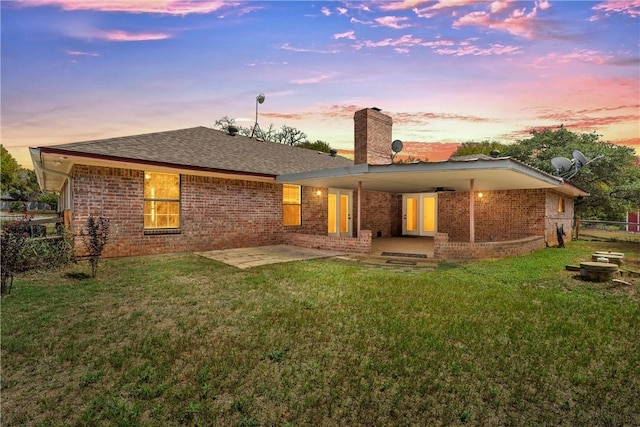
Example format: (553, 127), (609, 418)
(357, 180), (362, 235)
(469, 179), (475, 243)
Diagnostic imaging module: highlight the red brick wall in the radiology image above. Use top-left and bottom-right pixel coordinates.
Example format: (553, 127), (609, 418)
(284, 230), (372, 254)
(72, 166), (146, 257)
(544, 190), (574, 246)
(360, 191), (401, 238)
(284, 186), (327, 235)
(437, 189), (546, 242)
(72, 165), (327, 257)
(434, 233), (546, 259)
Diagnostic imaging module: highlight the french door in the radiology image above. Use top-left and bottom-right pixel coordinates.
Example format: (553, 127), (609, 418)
(402, 193), (437, 236)
(328, 189), (352, 237)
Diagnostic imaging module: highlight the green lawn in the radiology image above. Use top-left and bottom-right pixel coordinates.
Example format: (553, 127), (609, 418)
(2, 241), (639, 426)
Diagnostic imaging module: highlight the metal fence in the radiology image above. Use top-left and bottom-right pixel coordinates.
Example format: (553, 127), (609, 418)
(0, 201), (53, 211)
(575, 218), (640, 242)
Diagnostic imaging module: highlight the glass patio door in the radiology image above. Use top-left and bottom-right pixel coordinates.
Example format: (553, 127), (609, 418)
(402, 193), (437, 236)
(328, 189), (352, 237)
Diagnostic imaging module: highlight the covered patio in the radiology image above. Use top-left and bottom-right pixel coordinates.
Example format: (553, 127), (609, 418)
(278, 155), (587, 260)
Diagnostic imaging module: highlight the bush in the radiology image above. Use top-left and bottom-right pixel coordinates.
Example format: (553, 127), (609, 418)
(21, 228), (75, 271)
(80, 216), (110, 278)
(9, 201), (25, 213)
(1, 215), (75, 296)
(37, 193), (59, 211)
(1, 215), (31, 296)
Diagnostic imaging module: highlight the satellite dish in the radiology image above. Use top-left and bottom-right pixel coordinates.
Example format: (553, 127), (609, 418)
(551, 157), (573, 174)
(390, 140), (403, 162)
(392, 139), (403, 153)
(573, 150), (587, 167)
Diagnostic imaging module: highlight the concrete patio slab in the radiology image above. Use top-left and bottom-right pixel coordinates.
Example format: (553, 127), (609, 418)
(196, 245), (343, 269)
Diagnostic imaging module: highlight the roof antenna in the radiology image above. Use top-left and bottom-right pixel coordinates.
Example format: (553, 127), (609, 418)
(250, 93), (265, 139)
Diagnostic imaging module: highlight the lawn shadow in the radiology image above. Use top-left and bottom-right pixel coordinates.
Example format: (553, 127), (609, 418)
(64, 272), (92, 280)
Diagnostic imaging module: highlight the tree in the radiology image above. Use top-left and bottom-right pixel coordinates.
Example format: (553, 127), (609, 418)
(296, 140), (332, 153)
(213, 117), (337, 153)
(10, 169), (41, 202)
(273, 125), (307, 146)
(1, 145), (20, 194)
(451, 141), (507, 157)
(213, 115), (237, 132)
(1, 145), (58, 207)
(502, 127), (640, 220)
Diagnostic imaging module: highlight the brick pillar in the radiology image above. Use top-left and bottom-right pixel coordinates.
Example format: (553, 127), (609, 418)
(354, 108), (393, 165)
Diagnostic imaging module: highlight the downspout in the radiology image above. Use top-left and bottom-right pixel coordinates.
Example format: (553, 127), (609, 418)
(29, 148), (73, 212)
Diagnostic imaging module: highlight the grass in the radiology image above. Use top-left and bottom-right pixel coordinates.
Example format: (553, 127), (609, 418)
(1, 241), (639, 426)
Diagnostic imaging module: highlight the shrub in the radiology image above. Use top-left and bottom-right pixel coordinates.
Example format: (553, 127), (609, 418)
(21, 227), (75, 271)
(37, 193), (59, 211)
(1, 215), (31, 296)
(1, 215), (75, 296)
(9, 201), (25, 213)
(80, 216), (110, 278)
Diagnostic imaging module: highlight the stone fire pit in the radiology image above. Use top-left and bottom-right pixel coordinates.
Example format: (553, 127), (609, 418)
(579, 261), (619, 282)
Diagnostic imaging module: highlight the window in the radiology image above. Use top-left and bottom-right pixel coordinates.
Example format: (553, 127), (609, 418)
(144, 172), (180, 229)
(558, 196), (565, 213)
(282, 184), (301, 226)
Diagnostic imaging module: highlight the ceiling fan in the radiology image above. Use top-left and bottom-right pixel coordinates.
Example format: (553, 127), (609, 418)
(423, 187), (456, 192)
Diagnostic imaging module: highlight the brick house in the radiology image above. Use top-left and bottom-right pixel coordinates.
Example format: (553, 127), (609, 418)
(30, 108), (588, 259)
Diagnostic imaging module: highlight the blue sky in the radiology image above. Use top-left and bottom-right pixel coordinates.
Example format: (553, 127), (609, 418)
(2, 0), (639, 167)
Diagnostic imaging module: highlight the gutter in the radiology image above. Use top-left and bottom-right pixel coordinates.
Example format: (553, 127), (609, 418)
(29, 147), (73, 211)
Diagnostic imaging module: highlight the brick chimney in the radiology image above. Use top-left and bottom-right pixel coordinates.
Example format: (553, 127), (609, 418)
(354, 107), (392, 165)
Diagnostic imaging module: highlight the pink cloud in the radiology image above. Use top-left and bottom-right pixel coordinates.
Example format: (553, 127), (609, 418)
(435, 42), (521, 56)
(392, 111), (494, 125)
(353, 34), (425, 50)
(15, 0), (236, 15)
(454, 7), (541, 39)
(376, 16), (412, 29)
(333, 30), (356, 40)
(321, 6), (332, 16)
(591, 0), (640, 18)
(412, 0), (488, 18)
(555, 50), (611, 65)
(537, 112), (639, 130)
(536, 0), (551, 11)
(490, 1), (512, 14)
(98, 30), (171, 41)
(379, 0), (432, 12)
(279, 43), (339, 54)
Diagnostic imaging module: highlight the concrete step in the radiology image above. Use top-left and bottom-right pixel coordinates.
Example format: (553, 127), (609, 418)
(343, 253), (440, 270)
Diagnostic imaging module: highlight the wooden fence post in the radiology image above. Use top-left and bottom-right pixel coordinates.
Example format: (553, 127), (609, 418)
(63, 209), (73, 228)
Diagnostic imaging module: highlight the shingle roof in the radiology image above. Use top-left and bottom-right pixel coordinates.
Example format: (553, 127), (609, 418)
(42, 126), (353, 176)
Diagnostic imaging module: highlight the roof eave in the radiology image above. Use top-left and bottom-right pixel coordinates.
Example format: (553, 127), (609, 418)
(38, 147), (278, 181)
(277, 158), (576, 194)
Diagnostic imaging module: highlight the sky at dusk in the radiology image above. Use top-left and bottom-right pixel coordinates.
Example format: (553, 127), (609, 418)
(1, 0), (639, 168)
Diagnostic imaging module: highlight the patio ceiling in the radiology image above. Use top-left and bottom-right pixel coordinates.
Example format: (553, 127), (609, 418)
(277, 158), (589, 196)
